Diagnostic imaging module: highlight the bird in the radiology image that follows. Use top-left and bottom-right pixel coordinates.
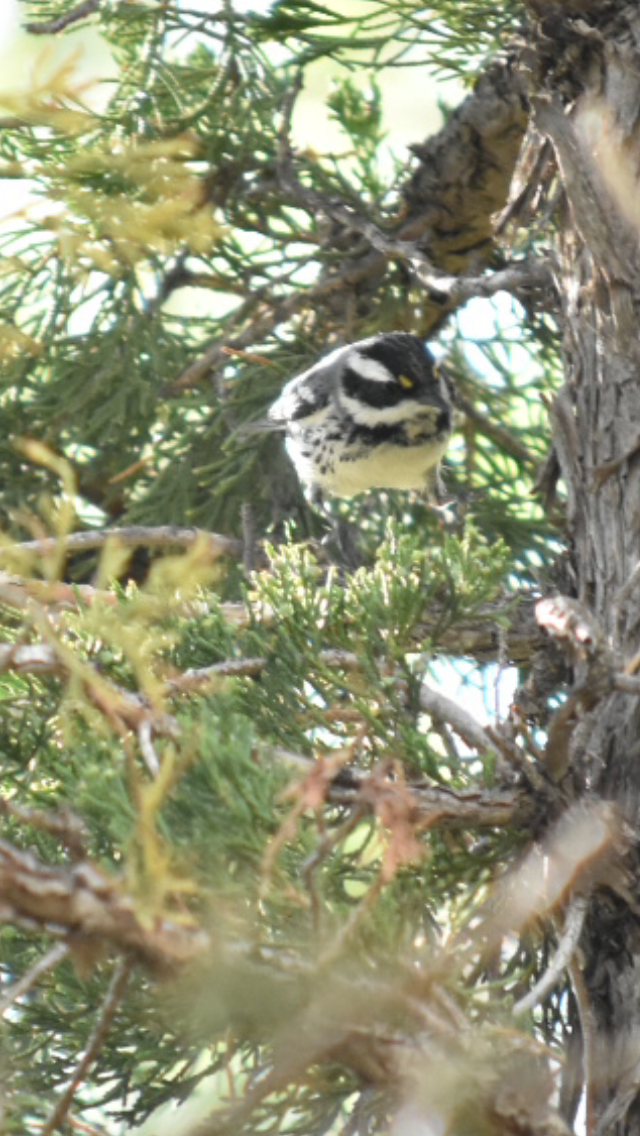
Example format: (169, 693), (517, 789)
(259, 332), (453, 512)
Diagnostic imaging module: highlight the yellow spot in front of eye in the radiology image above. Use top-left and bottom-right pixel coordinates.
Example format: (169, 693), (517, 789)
(398, 374), (414, 390)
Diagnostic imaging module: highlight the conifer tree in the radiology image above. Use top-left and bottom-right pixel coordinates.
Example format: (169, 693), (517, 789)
(1, 0), (639, 1133)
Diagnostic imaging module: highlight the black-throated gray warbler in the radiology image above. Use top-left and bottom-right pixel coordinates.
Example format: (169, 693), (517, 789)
(260, 332), (453, 509)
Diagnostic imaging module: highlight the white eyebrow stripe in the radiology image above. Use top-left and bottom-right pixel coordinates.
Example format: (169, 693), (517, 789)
(346, 351), (392, 383)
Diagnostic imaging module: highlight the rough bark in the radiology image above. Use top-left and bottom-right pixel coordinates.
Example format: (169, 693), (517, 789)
(530, 4), (640, 1131)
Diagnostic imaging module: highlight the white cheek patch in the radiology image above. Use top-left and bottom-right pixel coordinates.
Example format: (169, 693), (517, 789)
(340, 392), (416, 426)
(347, 351), (392, 383)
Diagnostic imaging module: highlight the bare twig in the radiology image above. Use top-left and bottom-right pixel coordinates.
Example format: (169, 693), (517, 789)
(24, 0), (100, 34)
(0, 942), (69, 1019)
(41, 957), (132, 1136)
(513, 895), (588, 1017)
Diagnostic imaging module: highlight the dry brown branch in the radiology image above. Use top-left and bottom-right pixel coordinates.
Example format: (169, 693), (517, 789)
(535, 595), (605, 661)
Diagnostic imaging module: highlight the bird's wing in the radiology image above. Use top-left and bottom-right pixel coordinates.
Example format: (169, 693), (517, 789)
(240, 347), (344, 435)
(268, 356), (340, 426)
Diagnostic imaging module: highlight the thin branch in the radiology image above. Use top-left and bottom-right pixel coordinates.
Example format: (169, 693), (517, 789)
(0, 570), (214, 617)
(24, 0), (100, 34)
(1, 525), (242, 561)
(455, 388), (538, 468)
(41, 957), (132, 1136)
(513, 895), (588, 1017)
(0, 942), (69, 1019)
(0, 639), (180, 743)
(569, 958), (597, 1136)
(165, 250), (385, 395)
(412, 256), (554, 305)
(0, 571), (119, 612)
(277, 72), (553, 306)
(169, 60), (529, 395)
(418, 680), (496, 754)
(168, 650), (363, 693)
(222, 592), (549, 666)
(259, 747), (528, 827)
(485, 725), (549, 793)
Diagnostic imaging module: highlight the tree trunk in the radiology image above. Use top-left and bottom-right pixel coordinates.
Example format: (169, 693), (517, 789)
(536, 5), (640, 1131)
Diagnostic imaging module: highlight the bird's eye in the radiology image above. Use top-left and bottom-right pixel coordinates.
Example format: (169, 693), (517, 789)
(398, 374), (414, 390)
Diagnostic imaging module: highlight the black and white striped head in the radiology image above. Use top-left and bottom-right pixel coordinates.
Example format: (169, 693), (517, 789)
(336, 332), (450, 429)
